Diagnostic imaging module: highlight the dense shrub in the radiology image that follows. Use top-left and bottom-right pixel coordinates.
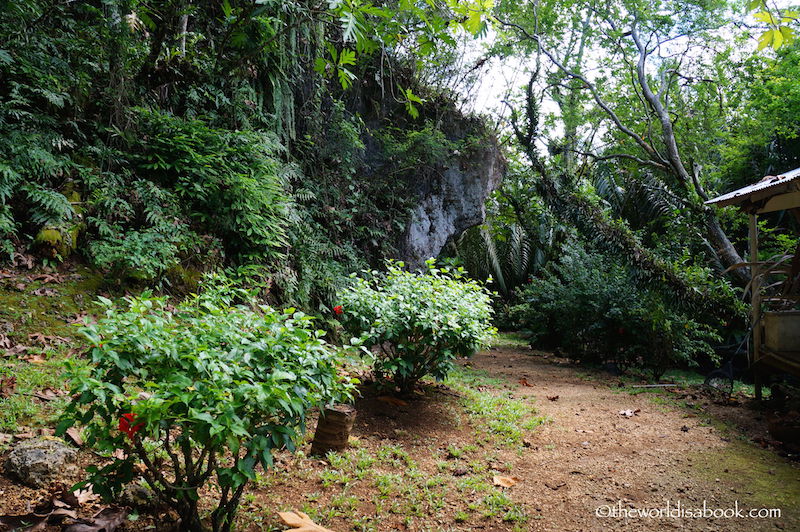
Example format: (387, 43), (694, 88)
(78, 109), (292, 279)
(58, 280), (354, 532)
(338, 260), (495, 393)
(511, 247), (721, 379)
(127, 109), (291, 262)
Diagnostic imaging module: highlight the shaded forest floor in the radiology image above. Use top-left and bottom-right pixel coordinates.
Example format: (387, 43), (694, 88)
(0, 265), (799, 531)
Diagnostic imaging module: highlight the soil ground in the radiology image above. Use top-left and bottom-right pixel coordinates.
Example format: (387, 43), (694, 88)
(233, 342), (799, 532)
(1, 265), (799, 531)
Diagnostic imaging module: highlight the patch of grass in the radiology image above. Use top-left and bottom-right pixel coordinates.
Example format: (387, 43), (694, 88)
(456, 475), (491, 494)
(446, 366), (547, 447)
(374, 472), (403, 496)
(376, 443), (415, 468)
(491, 332), (530, 349)
(318, 468), (353, 488)
(0, 393), (41, 433)
(479, 490), (528, 523)
(445, 444), (465, 459)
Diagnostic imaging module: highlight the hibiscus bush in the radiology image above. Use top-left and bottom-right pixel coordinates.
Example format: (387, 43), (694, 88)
(58, 283), (354, 532)
(338, 260), (495, 393)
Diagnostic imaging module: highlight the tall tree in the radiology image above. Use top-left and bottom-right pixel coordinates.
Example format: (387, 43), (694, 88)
(494, 0), (750, 283)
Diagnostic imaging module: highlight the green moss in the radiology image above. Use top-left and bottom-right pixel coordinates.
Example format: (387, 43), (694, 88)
(36, 228), (63, 246)
(0, 267), (103, 431)
(0, 266), (104, 340)
(165, 264), (203, 292)
(34, 226), (77, 259)
(690, 440), (800, 526)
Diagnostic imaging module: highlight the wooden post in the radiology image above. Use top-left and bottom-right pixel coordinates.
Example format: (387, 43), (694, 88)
(750, 213), (763, 400)
(310, 404), (356, 457)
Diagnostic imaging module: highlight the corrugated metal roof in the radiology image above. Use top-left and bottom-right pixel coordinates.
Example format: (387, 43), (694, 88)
(706, 167), (800, 208)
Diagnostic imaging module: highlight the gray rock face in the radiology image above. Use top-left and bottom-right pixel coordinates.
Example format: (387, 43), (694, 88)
(4, 437), (77, 488)
(401, 138), (504, 269)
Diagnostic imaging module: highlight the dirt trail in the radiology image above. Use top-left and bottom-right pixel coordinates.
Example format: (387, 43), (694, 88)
(472, 344), (800, 531)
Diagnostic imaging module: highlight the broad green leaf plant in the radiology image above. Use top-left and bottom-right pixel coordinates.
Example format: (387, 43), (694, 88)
(748, 0), (798, 50)
(338, 260), (496, 393)
(58, 280), (355, 532)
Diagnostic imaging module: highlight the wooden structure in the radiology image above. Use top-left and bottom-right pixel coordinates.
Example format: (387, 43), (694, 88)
(706, 167), (800, 399)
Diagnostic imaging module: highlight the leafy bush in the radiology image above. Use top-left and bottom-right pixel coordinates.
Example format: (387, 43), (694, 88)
(511, 246), (721, 379)
(59, 282), (354, 532)
(338, 260), (495, 393)
(84, 175), (196, 280)
(127, 109), (291, 262)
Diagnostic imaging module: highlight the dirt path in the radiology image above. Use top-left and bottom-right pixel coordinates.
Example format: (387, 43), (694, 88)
(471, 344), (800, 531)
(2, 339), (798, 532)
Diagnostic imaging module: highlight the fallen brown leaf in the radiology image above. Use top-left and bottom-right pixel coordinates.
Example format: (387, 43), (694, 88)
(0, 376), (16, 398)
(63, 506), (129, 532)
(377, 396), (408, 407)
(518, 378), (532, 387)
(544, 481), (566, 490)
(12, 252), (34, 269)
(22, 352), (48, 364)
(492, 475), (521, 488)
(66, 427), (84, 447)
(0, 489), (78, 531)
(0, 433), (12, 444)
(4, 344), (30, 357)
(547, 395), (559, 401)
(32, 287), (58, 297)
(28, 333), (68, 346)
(277, 510), (334, 532)
(31, 273), (63, 284)
(0, 508), (76, 531)
(34, 387), (66, 401)
(73, 486), (100, 506)
(0, 334), (11, 349)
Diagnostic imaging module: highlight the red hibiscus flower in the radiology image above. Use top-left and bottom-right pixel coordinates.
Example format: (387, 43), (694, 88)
(333, 305), (343, 315)
(119, 413), (144, 439)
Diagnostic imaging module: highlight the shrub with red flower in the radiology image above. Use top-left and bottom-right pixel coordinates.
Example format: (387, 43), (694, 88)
(118, 413), (144, 439)
(58, 291), (354, 530)
(333, 305), (343, 315)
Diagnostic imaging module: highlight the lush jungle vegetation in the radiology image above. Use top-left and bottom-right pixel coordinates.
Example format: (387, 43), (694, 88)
(2, 0), (800, 529)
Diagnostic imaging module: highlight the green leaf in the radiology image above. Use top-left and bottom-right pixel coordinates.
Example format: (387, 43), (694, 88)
(338, 49), (357, 67)
(757, 29), (774, 50)
(754, 11), (778, 25)
(314, 57), (329, 75)
(340, 12), (359, 42)
(780, 26), (795, 44)
(772, 28), (784, 49)
(337, 66), (356, 89)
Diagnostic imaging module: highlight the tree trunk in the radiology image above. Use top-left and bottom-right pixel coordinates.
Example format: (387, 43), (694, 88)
(704, 210), (750, 284)
(310, 405), (356, 456)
